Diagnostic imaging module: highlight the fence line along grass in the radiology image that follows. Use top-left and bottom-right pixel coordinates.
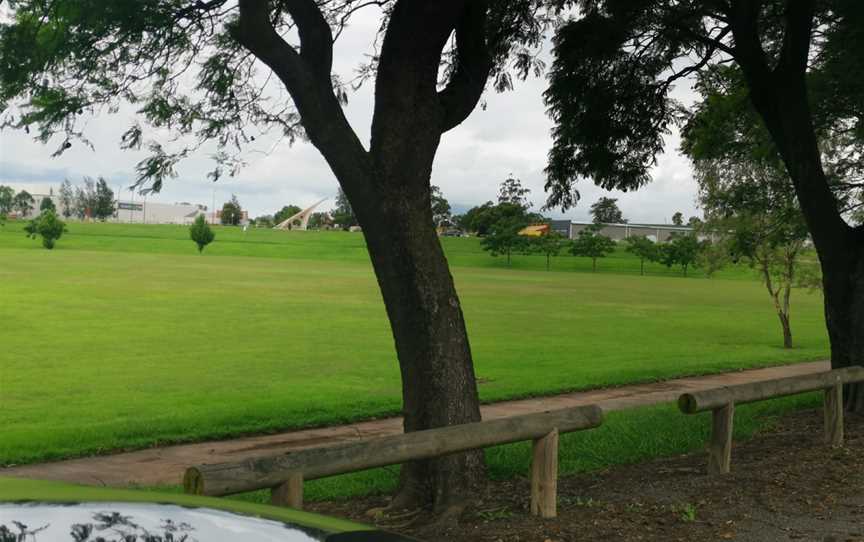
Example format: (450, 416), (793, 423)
(209, 393), (819, 503)
(0, 224), (829, 467)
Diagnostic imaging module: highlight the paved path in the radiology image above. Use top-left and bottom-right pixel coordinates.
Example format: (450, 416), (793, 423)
(2, 361), (829, 488)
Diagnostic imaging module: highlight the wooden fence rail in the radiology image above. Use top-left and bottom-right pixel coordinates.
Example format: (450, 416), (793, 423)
(678, 366), (864, 474)
(184, 404), (604, 518)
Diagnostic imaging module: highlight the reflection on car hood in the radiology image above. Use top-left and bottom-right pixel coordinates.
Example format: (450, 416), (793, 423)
(0, 502), (327, 541)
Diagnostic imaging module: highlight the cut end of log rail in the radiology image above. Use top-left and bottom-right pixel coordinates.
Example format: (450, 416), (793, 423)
(183, 467), (204, 495)
(678, 394), (698, 414)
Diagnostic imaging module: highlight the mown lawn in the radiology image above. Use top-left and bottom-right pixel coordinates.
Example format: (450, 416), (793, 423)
(0, 222), (829, 466)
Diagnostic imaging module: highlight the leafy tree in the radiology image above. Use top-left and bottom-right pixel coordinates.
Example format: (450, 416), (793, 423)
(274, 205), (302, 226)
(480, 213), (529, 267)
(430, 185), (451, 228)
(13, 190), (34, 217)
(686, 147), (811, 348)
(58, 179), (74, 218)
(330, 188), (357, 231)
(0, 0), (564, 506)
(73, 177), (97, 220)
(687, 216), (703, 228)
(93, 177), (116, 220)
(543, 0), (864, 409)
(0, 185), (14, 221)
(189, 214), (215, 253)
(308, 211), (331, 229)
(528, 230), (567, 271)
(455, 201), (496, 235)
(220, 194), (243, 226)
(497, 175), (532, 210)
(671, 212), (684, 226)
(40, 196), (56, 213)
(590, 197), (625, 224)
(24, 209), (65, 249)
(254, 215), (274, 228)
(658, 235), (703, 277)
(570, 224), (616, 272)
(624, 235), (657, 276)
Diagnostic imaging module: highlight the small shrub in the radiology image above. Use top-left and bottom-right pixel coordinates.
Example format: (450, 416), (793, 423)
(189, 214), (215, 253)
(25, 209), (66, 249)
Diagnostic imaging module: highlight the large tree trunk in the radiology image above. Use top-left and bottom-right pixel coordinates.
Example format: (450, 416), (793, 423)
(234, 0), (493, 510)
(822, 250), (864, 410)
(729, 4), (864, 410)
(361, 193), (485, 511)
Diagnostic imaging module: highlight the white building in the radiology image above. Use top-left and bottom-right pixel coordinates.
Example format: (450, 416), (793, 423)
(114, 200), (210, 225)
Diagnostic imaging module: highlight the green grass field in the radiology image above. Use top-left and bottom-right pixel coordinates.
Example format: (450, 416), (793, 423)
(0, 221), (829, 467)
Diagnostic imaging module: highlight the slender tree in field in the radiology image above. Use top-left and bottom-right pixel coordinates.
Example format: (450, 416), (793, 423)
(543, 0), (864, 410)
(0, 0), (562, 508)
(58, 179), (74, 218)
(570, 224), (615, 272)
(93, 177), (116, 221)
(529, 230), (566, 271)
(0, 185), (14, 219)
(189, 214), (216, 254)
(624, 235), (657, 276)
(430, 185), (452, 228)
(220, 195), (243, 226)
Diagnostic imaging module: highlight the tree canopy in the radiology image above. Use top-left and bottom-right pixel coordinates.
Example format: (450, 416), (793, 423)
(590, 196), (625, 224)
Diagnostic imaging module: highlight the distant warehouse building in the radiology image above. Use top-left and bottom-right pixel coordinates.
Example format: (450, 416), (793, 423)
(551, 220), (693, 243)
(114, 201), (211, 225)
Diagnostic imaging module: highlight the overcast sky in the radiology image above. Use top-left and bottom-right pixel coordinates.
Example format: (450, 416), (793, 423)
(0, 9), (701, 224)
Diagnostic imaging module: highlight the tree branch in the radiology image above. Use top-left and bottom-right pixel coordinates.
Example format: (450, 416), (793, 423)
(776, 0), (816, 77)
(438, 1), (492, 132)
(234, 0), (370, 191)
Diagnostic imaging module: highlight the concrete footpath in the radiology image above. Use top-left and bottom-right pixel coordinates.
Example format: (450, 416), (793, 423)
(2, 361), (829, 488)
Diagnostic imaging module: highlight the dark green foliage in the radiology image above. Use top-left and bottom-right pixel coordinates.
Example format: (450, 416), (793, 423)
(590, 197), (625, 224)
(220, 194), (242, 226)
(274, 205), (302, 226)
(658, 235), (703, 277)
(0, 185), (14, 219)
(430, 185), (451, 228)
(331, 188), (356, 230)
(570, 224), (616, 272)
(40, 196), (56, 213)
(24, 209), (65, 249)
(93, 177), (115, 221)
(528, 230), (567, 271)
(308, 212), (331, 230)
(460, 177), (542, 235)
(189, 214), (215, 253)
(480, 207), (533, 266)
(624, 235), (658, 276)
(497, 176), (532, 210)
(671, 212), (683, 226)
(13, 190), (34, 216)
(455, 201), (497, 235)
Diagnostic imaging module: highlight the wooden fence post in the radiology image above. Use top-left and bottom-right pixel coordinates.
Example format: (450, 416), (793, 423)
(271, 472), (304, 509)
(530, 428), (559, 518)
(708, 402), (734, 475)
(824, 383), (844, 447)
